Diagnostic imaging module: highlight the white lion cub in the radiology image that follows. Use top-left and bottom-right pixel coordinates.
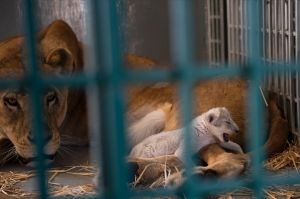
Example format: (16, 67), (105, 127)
(129, 107), (243, 161)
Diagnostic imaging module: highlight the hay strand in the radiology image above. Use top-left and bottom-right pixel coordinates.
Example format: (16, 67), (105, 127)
(265, 142), (300, 171)
(0, 165), (96, 198)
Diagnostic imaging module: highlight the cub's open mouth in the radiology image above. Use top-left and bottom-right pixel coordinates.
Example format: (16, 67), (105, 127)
(223, 133), (230, 142)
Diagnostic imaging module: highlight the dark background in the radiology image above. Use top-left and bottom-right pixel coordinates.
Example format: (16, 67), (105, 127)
(0, 0), (208, 64)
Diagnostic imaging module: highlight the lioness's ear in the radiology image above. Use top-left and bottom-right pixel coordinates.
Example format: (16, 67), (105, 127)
(45, 48), (73, 73)
(39, 20), (82, 73)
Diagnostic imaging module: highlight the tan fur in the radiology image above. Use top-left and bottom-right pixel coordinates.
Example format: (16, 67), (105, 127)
(0, 20), (165, 164)
(0, 19), (289, 181)
(0, 20), (86, 161)
(198, 143), (249, 177)
(128, 79), (248, 149)
(165, 144), (249, 186)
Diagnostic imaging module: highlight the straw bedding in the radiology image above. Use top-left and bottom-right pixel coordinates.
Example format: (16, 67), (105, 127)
(0, 166), (96, 198)
(1, 142), (300, 198)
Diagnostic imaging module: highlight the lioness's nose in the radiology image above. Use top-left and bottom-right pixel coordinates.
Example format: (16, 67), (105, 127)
(27, 133), (34, 143)
(28, 131), (52, 143)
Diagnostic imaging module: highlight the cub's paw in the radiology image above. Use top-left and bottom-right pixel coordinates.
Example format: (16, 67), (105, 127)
(160, 102), (173, 116)
(165, 171), (184, 187)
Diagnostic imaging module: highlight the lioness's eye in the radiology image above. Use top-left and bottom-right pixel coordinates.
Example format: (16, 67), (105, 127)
(4, 97), (18, 107)
(46, 92), (57, 105)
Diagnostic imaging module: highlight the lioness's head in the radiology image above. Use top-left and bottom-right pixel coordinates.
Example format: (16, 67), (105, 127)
(194, 107), (239, 143)
(0, 20), (82, 165)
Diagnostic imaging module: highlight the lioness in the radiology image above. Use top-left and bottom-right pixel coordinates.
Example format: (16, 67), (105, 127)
(0, 20), (289, 179)
(0, 20), (87, 165)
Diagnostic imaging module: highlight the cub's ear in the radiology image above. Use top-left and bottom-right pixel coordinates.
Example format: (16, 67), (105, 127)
(207, 108), (222, 123)
(208, 113), (216, 123)
(221, 107), (229, 113)
(45, 48), (73, 73)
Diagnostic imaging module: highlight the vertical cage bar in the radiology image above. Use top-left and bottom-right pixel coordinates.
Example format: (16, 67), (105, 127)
(207, 0), (212, 65)
(267, 0), (272, 89)
(262, 0), (265, 61)
(236, 0), (239, 63)
(232, 0), (235, 63)
(274, 0), (279, 91)
(88, 0), (129, 198)
(281, 0), (288, 117)
(226, 0), (231, 62)
(214, 0), (218, 64)
(231, 0), (235, 63)
(238, 0), (242, 63)
(212, 0), (216, 65)
(268, 0), (272, 64)
(262, 0), (268, 88)
(288, 0), (296, 133)
(244, 0), (248, 64)
(169, 0), (195, 197)
(234, 0), (238, 63)
(247, 0), (265, 198)
(220, 0), (225, 64)
(22, 0), (48, 198)
(229, 0), (233, 63)
(296, 0), (300, 140)
(240, 0), (244, 63)
(85, 0), (104, 196)
(228, 0), (234, 63)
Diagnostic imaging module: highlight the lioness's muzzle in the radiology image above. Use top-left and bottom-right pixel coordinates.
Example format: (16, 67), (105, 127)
(18, 153), (56, 165)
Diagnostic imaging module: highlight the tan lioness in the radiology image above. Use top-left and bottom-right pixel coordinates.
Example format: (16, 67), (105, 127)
(0, 20), (289, 178)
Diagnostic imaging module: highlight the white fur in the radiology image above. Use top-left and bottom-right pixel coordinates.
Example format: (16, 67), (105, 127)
(128, 108), (166, 149)
(94, 106), (167, 187)
(129, 107), (242, 161)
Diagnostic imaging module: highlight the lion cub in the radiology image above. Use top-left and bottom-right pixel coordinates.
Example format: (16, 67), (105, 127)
(94, 103), (172, 186)
(129, 107), (243, 161)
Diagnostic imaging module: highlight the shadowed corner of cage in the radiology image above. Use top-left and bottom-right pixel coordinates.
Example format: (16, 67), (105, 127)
(127, 160), (139, 182)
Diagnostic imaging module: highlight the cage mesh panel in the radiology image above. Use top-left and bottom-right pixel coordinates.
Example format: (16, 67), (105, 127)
(22, 1), (48, 198)
(16, 0), (300, 198)
(226, 0), (248, 65)
(261, 0), (298, 135)
(221, 0), (300, 136)
(207, 0), (225, 66)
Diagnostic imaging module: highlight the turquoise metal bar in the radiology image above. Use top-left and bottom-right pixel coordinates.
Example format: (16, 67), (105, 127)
(86, 0), (105, 198)
(169, 0), (196, 198)
(88, 0), (129, 198)
(22, 0), (48, 198)
(247, 0), (265, 198)
(15, 0), (300, 198)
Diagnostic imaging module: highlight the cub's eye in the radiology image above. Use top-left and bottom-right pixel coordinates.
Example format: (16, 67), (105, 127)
(46, 92), (57, 105)
(4, 97), (19, 108)
(226, 121), (231, 125)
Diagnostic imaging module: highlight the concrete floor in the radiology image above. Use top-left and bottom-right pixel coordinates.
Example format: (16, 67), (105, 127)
(1, 146), (94, 196)
(2, 148), (300, 198)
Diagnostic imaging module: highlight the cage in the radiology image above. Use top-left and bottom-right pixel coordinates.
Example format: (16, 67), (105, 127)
(0, 0), (299, 199)
(207, 0), (300, 142)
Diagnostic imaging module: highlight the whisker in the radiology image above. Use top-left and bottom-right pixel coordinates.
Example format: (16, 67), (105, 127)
(0, 146), (17, 165)
(58, 145), (75, 158)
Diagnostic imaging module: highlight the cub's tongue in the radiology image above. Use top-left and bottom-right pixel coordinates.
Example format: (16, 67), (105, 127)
(223, 133), (230, 142)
